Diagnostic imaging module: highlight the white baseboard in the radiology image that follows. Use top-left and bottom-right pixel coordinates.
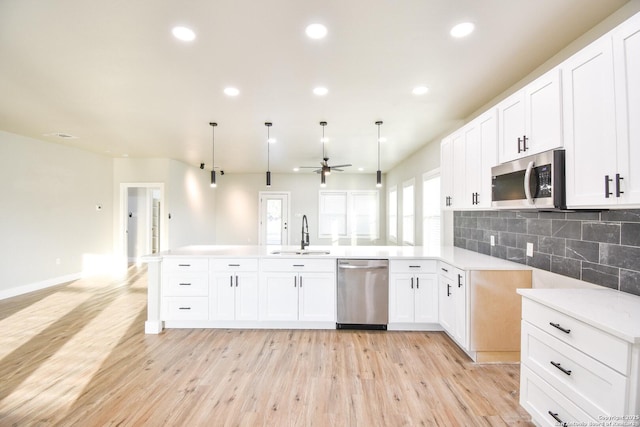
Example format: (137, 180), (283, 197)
(0, 272), (81, 300)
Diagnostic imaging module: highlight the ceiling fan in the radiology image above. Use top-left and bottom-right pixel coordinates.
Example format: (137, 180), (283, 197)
(299, 121), (352, 175)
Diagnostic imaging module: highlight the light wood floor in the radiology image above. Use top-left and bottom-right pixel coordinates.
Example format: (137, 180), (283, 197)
(0, 266), (533, 426)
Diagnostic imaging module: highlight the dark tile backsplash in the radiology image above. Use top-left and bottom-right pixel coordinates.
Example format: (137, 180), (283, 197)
(454, 209), (640, 296)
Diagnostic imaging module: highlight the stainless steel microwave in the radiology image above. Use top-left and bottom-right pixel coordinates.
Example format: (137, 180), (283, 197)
(491, 149), (566, 210)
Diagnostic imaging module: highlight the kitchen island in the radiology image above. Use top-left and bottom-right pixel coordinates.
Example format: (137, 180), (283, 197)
(144, 245), (531, 362)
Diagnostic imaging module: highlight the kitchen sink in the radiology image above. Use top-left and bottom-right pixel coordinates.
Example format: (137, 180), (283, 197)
(270, 250), (331, 255)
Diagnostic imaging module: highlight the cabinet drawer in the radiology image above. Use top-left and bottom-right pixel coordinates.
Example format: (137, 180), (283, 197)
(522, 299), (629, 374)
(522, 321), (627, 418)
(164, 273), (208, 296)
(163, 297), (208, 320)
(210, 258), (258, 271)
(438, 262), (458, 279)
(390, 259), (436, 273)
(520, 364), (596, 427)
(162, 258), (209, 272)
(261, 258), (336, 272)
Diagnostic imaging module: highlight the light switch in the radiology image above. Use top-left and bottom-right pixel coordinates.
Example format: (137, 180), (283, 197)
(490, 235), (495, 246)
(526, 242), (534, 257)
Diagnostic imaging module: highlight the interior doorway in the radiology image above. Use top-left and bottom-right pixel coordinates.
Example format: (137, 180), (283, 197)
(258, 192), (290, 246)
(119, 183), (166, 268)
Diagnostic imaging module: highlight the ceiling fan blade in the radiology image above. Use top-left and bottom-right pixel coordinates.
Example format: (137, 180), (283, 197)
(332, 168), (344, 172)
(298, 166), (319, 169)
(330, 164), (352, 168)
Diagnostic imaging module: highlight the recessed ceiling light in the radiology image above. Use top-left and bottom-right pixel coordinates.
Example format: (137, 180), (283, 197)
(172, 26), (196, 42)
(306, 23), (327, 39)
(268, 138), (276, 143)
(293, 167), (300, 172)
(313, 87), (328, 96)
(412, 86), (429, 95)
(450, 22), (475, 38)
(358, 167), (364, 172)
(122, 154), (129, 158)
(223, 87), (240, 97)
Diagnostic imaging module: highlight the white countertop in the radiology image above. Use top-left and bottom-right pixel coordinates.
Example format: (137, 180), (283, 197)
(518, 288), (640, 344)
(143, 245), (529, 271)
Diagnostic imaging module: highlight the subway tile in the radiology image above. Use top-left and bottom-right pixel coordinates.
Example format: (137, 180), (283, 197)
(538, 236), (565, 256)
(461, 228), (482, 241)
(527, 252), (551, 271)
(566, 211), (600, 221)
(507, 247), (526, 265)
(490, 218), (508, 232)
(621, 223), (640, 247)
(620, 269), (640, 296)
(600, 243), (640, 271)
(477, 217), (491, 230)
(454, 211), (463, 217)
(582, 262), (619, 290)
(460, 217), (478, 228)
(516, 211), (539, 219)
(539, 211), (566, 220)
(499, 232), (518, 248)
(454, 227), (463, 238)
(491, 245), (507, 260)
(507, 218), (527, 233)
(583, 222), (620, 244)
(516, 234), (539, 251)
(552, 220), (581, 239)
(527, 219), (552, 236)
(478, 242), (491, 256)
(466, 240), (479, 252)
(601, 209), (640, 222)
(454, 237), (466, 248)
(551, 256), (581, 280)
(499, 211), (518, 218)
(482, 229), (494, 243)
(565, 239), (599, 263)
(462, 211), (477, 217)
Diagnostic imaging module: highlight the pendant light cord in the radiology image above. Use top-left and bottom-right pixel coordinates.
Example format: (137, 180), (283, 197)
(210, 122), (217, 171)
(377, 123), (380, 170)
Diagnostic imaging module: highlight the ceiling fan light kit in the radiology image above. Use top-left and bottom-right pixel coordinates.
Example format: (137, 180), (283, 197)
(298, 121), (353, 186)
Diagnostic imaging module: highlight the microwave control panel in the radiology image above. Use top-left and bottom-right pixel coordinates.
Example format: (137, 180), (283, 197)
(535, 164), (552, 197)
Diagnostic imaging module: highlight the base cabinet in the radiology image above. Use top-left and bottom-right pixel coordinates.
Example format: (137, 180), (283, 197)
(161, 258), (209, 321)
(260, 259), (336, 324)
(389, 260), (438, 329)
(438, 262), (467, 348)
(518, 291), (640, 425)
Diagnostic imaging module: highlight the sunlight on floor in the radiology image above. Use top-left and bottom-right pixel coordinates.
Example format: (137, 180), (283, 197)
(0, 279), (147, 423)
(0, 290), (92, 362)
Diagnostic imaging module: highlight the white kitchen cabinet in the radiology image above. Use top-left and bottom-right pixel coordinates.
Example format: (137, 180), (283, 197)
(440, 136), (454, 209)
(498, 67), (562, 163)
(437, 262), (467, 348)
(389, 260), (438, 329)
(161, 258), (209, 321)
(260, 259), (336, 324)
(464, 109), (497, 208)
(563, 35), (618, 207)
(209, 259), (259, 321)
(518, 290), (640, 426)
(613, 11), (640, 205)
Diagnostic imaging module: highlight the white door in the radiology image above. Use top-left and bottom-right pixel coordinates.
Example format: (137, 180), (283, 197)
(235, 272), (259, 321)
(453, 272), (467, 347)
(414, 274), (438, 323)
(438, 275), (455, 335)
(389, 273), (415, 323)
(440, 137), (454, 209)
(259, 192), (290, 245)
(298, 272), (335, 322)
(525, 67), (563, 156)
(498, 90), (525, 163)
(260, 273), (298, 321)
(563, 36), (617, 207)
(613, 13), (640, 205)
(211, 272), (236, 320)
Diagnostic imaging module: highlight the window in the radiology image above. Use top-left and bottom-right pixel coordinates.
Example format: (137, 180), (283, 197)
(402, 179), (415, 245)
(422, 171), (441, 251)
(319, 190), (379, 240)
(388, 186), (397, 243)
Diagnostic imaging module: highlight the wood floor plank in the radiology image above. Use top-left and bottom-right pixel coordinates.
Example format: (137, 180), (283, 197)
(0, 266), (533, 426)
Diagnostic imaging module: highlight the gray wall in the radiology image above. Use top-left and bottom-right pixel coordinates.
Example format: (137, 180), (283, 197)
(213, 172), (386, 246)
(0, 131), (113, 296)
(454, 210), (640, 296)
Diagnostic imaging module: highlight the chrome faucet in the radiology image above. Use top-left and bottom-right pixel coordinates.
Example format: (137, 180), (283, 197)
(301, 214), (309, 250)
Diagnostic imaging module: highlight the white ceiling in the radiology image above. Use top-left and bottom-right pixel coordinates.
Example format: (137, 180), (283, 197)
(0, 0), (629, 173)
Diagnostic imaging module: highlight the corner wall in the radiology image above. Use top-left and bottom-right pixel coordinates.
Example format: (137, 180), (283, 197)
(0, 131), (113, 297)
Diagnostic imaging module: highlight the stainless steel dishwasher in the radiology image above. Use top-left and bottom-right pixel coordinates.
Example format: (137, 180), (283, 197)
(337, 259), (389, 330)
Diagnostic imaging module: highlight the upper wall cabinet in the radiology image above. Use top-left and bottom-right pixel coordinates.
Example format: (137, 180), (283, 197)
(497, 68), (563, 163)
(564, 12), (640, 207)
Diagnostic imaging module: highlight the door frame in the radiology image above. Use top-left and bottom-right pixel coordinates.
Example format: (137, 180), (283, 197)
(118, 183), (167, 270)
(258, 191), (291, 246)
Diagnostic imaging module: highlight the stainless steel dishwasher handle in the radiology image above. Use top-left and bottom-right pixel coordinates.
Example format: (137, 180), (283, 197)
(338, 264), (387, 270)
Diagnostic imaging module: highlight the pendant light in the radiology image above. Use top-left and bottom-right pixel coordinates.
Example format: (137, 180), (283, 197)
(320, 121), (328, 187)
(210, 122), (217, 188)
(265, 122), (272, 187)
(375, 121), (383, 188)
